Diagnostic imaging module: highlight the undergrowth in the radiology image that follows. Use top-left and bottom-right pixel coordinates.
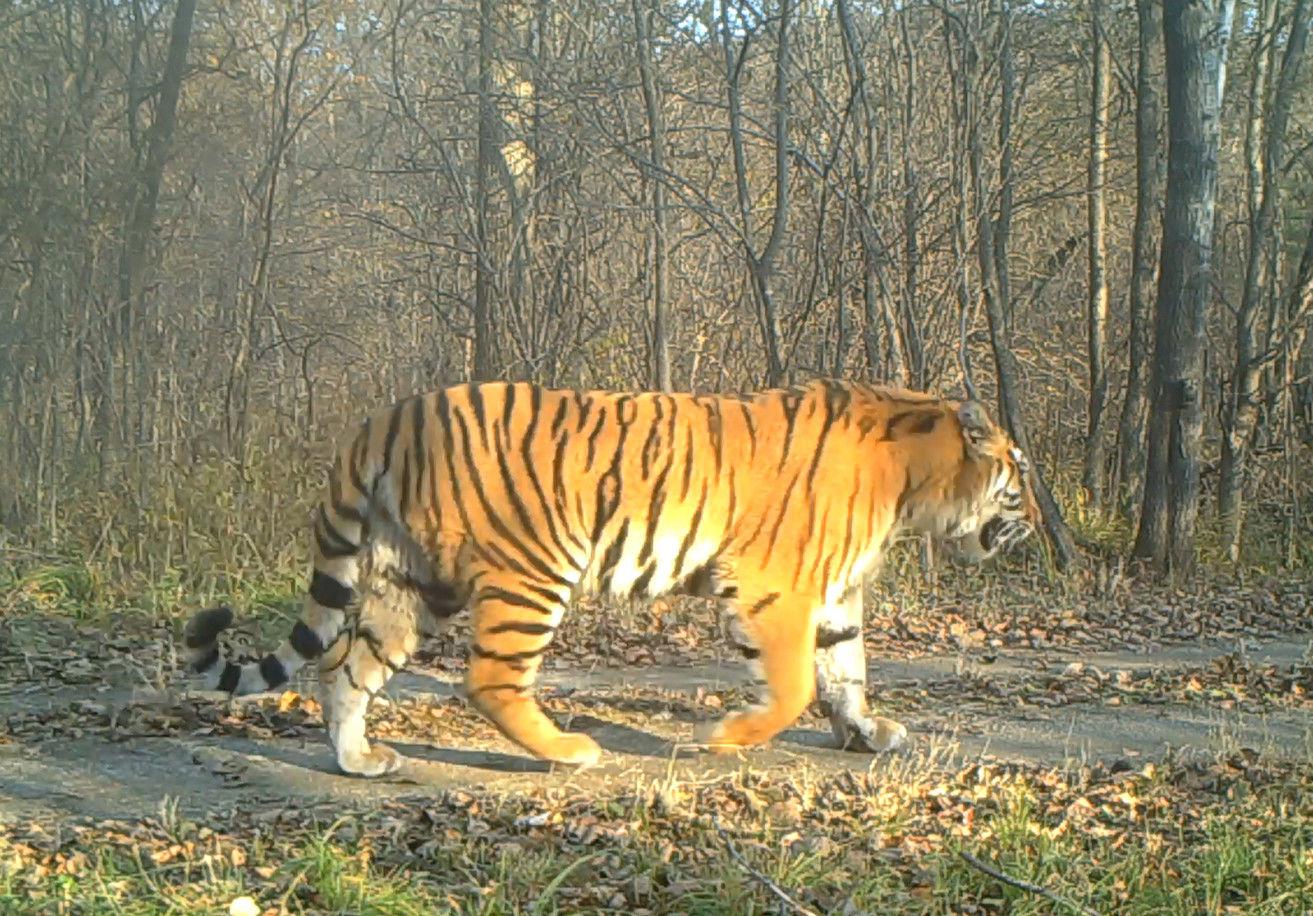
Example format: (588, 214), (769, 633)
(3, 751), (1312, 914)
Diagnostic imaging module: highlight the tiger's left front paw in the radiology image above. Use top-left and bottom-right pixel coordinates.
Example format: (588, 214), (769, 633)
(832, 714), (908, 753)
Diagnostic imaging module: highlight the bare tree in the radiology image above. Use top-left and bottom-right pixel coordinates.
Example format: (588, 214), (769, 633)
(111, 0), (196, 458)
(1115, 0), (1164, 515)
(1135, 0), (1236, 575)
(1219, 0), (1310, 560)
(633, 0), (672, 392)
(1082, 0), (1111, 506)
(472, 0), (497, 381)
(721, 0), (791, 387)
(952, 0), (1078, 568)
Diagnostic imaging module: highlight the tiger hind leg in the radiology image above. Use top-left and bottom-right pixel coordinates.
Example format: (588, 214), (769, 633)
(319, 573), (433, 777)
(464, 576), (600, 767)
(814, 588), (907, 753)
(697, 592), (818, 752)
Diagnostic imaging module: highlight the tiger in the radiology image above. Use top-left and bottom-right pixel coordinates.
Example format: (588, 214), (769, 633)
(184, 379), (1039, 776)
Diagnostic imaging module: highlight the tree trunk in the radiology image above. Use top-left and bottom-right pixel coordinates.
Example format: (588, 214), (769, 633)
(722, 0), (790, 387)
(1083, 0), (1111, 505)
(1219, 0), (1309, 560)
(116, 0), (196, 444)
(473, 0), (497, 382)
(957, 0), (1077, 568)
(836, 0), (906, 386)
(1134, 0), (1235, 576)
(632, 0), (671, 392)
(1116, 0), (1164, 515)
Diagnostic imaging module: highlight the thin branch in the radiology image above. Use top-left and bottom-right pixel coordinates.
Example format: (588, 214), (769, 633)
(957, 850), (1100, 916)
(711, 814), (823, 916)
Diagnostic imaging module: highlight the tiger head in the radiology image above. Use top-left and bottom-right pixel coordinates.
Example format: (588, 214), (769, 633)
(922, 400), (1040, 565)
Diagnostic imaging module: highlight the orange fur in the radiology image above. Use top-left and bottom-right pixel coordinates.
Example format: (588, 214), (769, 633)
(185, 380), (1038, 773)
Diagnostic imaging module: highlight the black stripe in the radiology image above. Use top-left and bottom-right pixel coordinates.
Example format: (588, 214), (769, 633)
(778, 393), (802, 470)
(762, 471), (802, 557)
(584, 407), (609, 470)
(483, 540), (573, 589)
(412, 395), (428, 510)
(703, 400), (724, 476)
(641, 400), (663, 478)
(739, 401), (757, 457)
(348, 419), (370, 497)
(315, 508), (357, 558)
(310, 571), (354, 610)
(821, 380), (852, 418)
(670, 479), (708, 581)
(634, 459), (673, 569)
(493, 417), (563, 568)
(329, 471), (365, 523)
(592, 470), (621, 544)
(356, 626), (406, 674)
(437, 390), (481, 544)
(377, 402), (406, 491)
(597, 518), (631, 592)
(551, 431), (571, 524)
(217, 662), (241, 693)
(523, 581), (564, 605)
(471, 643), (544, 664)
(520, 386), (583, 559)
(452, 409), (564, 584)
(632, 563), (657, 596)
(747, 592), (780, 616)
(894, 473), (916, 520)
(838, 484), (858, 579)
(574, 391), (591, 433)
(467, 384), (490, 449)
(259, 654), (287, 687)
(398, 448), (413, 518)
(804, 389), (838, 492)
(290, 620), (325, 658)
(478, 585), (558, 616)
(795, 502), (825, 590)
(721, 466), (737, 548)
(486, 620), (556, 636)
(680, 431), (695, 499)
(816, 625), (860, 649)
(549, 395), (570, 438)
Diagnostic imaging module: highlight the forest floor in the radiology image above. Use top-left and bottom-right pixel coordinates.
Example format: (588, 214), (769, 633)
(2, 574), (1312, 913)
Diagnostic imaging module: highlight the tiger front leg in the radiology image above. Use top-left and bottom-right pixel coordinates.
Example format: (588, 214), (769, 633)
(815, 588), (907, 753)
(697, 593), (819, 752)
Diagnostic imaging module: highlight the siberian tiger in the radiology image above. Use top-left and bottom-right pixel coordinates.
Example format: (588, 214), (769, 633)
(184, 380), (1039, 776)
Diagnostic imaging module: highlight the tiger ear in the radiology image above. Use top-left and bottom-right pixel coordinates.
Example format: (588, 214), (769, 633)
(957, 400), (995, 457)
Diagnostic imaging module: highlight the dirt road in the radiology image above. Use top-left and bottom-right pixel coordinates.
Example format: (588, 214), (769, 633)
(3, 628), (1309, 824)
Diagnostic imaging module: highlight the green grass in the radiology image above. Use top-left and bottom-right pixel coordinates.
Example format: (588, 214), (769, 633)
(4, 754), (1313, 915)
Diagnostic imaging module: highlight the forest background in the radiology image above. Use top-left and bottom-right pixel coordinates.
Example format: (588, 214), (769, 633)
(2, 0), (1311, 610)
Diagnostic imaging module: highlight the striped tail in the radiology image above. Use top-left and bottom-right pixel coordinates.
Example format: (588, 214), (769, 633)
(185, 428), (376, 695)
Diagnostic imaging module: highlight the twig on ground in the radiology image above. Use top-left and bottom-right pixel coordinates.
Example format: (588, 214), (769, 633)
(711, 813), (823, 916)
(958, 849), (1100, 916)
